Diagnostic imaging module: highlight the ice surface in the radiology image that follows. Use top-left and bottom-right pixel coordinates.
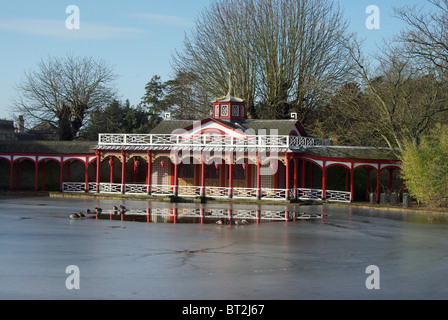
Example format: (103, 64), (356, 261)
(0, 196), (447, 300)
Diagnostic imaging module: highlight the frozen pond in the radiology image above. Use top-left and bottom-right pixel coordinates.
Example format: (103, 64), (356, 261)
(0, 196), (447, 300)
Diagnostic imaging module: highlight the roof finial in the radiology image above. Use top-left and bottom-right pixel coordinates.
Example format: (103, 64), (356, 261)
(227, 71), (233, 96)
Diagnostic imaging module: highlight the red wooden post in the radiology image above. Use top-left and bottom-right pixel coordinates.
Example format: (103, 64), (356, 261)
(147, 151), (152, 194)
(174, 152), (179, 196)
(121, 151), (126, 194)
(294, 157), (298, 189)
(285, 154), (290, 199)
(350, 163), (355, 202)
(200, 205), (205, 224)
(201, 151), (205, 196)
(228, 152), (233, 198)
(84, 156), (89, 192)
(321, 161), (327, 200)
(35, 157), (39, 191)
(376, 168), (380, 203)
(256, 152), (261, 199)
(172, 207), (178, 224)
(247, 161), (252, 188)
(95, 151), (100, 192)
(108, 157), (114, 183)
(59, 157), (63, 191)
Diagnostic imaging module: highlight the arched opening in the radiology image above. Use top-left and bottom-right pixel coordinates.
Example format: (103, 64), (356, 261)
(63, 159), (86, 183)
(13, 158), (36, 190)
(0, 158), (11, 190)
(353, 165), (378, 202)
(326, 164), (351, 192)
(152, 155), (170, 186)
(126, 156), (147, 184)
(38, 159), (61, 191)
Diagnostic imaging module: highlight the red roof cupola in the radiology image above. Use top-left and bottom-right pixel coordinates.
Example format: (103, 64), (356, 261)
(211, 73), (246, 122)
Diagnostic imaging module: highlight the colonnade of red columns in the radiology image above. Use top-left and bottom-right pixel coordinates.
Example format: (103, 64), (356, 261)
(3, 151), (402, 203)
(94, 151), (402, 202)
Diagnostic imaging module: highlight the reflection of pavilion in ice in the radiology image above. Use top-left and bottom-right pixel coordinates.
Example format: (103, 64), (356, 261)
(96, 203), (304, 224)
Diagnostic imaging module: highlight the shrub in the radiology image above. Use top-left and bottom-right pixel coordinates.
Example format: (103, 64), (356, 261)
(401, 124), (448, 208)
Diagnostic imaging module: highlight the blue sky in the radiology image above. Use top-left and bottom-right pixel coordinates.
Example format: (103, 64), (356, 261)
(0, 0), (427, 120)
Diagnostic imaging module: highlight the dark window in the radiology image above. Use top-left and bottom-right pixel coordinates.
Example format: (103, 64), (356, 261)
(179, 164), (194, 178)
(232, 164), (246, 180)
(205, 165), (219, 179)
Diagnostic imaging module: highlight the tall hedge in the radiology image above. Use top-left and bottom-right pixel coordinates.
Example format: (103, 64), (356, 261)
(401, 124), (448, 208)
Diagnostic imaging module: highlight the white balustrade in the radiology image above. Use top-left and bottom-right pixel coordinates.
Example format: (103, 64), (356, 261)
(125, 184), (148, 194)
(99, 183), (122, 194)
(261, 188), (287, 200)
(205, 186), (229, 198)
(232, 187), (259, 199)
(296, 188), (324, 201)
(151, 185), (174, 196)
(325, 190), (351, 203)
(62, 182), (86, 193)
(62, 182), (351, 203)
(178, 185), (201, 197)
(98, 133), (325, 149)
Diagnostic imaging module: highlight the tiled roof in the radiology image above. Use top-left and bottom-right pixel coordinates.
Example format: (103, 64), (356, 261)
(0, 141), (96, 154)
(304, 146), (400, 161)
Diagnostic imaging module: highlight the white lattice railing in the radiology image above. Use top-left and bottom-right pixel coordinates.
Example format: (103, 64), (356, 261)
(100, 183), (122, 194)
(261, 188), (287, 200)
(62, 182), (86, 193)
(62, 182), (351, 203)
(98, 133), (328, 149)
(151, 185), (174, 196)
(296, 188), (323, 201)
(178, 185), (201, 197)
(325, 190), (351, 203)
(125, 184), (148, 194)
(205, 186), (229, 198)
(232, 187), (259, 199)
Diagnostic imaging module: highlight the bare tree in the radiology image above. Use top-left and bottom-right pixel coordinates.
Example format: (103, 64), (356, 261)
(394, 0), (448, 79)
(333, 39), (448, 150)
(172, 0), (355, 121)
(12, 54), (117, 140)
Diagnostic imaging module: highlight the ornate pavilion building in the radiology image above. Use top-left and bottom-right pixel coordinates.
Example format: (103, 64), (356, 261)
(0, 92), (402, 203)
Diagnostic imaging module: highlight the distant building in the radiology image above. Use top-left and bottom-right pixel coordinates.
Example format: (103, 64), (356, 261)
(0, 119), (14, 141)
(12, 115), (59, 141)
